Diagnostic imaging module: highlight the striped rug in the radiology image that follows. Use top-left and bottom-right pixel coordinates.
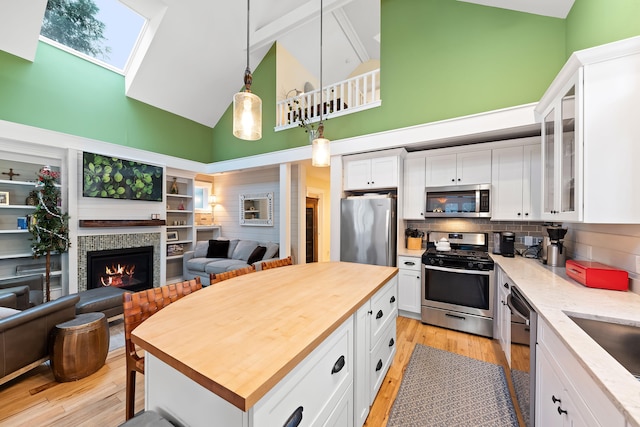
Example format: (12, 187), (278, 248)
(387, 344), (518, 427)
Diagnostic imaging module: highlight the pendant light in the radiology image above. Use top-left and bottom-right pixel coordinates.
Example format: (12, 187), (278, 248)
(312, 0), (330, 167)
(233, 0), (262, 141)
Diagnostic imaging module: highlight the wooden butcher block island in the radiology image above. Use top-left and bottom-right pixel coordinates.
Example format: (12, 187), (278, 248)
(132, 261), (399, 427)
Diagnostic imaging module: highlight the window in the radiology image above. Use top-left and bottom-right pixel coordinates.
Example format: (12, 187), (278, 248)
(40, 0), (146, 73)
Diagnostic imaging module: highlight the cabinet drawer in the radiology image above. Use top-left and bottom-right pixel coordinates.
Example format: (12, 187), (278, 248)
(398, 256), (421, 271)
(252, 319), (353, 427)
(370, 277), (398, 346)
(369, 320), (397, 402)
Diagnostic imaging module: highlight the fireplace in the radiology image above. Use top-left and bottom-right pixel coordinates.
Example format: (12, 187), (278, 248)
(87, 246), (154, 292)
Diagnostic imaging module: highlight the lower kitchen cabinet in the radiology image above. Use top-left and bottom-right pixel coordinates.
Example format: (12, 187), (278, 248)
(495, 267), (511, 366)
(397, 255), (421, 316)
(536, 318), (624, 427)
(354, 276), (398, 427)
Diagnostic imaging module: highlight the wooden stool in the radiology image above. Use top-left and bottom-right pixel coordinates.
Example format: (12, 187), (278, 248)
(50, 312), (110, 382)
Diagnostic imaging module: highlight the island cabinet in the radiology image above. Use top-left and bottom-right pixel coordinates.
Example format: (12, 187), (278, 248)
(535, 36), (640, 223)
(132, 262), (398, 427)
(536, 318), (625, 427)
(491, 138), (541, 221)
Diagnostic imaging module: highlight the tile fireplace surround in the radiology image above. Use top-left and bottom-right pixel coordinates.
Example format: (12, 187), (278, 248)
(77, 233), (161, 292)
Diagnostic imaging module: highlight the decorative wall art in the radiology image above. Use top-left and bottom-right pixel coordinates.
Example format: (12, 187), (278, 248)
(82, 152), (163, 201)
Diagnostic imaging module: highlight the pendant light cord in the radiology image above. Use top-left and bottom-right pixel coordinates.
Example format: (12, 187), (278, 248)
(244, 0), (252, 91)
(319, 0), (324, 134)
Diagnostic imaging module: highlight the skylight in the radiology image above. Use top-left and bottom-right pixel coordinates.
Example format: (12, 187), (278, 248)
(40, 0), (146, 73)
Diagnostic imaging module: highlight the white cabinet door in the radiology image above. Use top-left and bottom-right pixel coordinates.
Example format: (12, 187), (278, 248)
(370, 156), (398, 189)
(456, 149), (492, 185)
(425, 153), (457, 186)
(492, 146), (525, 221)
(496, 278), (511, 366)
(425, 151), (491, 187)
(344, 159), (372, 190)
(536, 346), (570, 427)
(397, 256), (421, 315)
(402, 157), (425, 219)
(344, 156), (398, 190)
(523, 143), (541, 221)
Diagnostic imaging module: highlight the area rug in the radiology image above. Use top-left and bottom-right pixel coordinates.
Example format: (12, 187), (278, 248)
(511, 369), (530, 427)
(387, 344), (518, 427)
(108, 318), (125, 352)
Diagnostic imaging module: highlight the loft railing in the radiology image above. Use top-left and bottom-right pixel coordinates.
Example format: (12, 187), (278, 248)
(275, 68), (381, 131)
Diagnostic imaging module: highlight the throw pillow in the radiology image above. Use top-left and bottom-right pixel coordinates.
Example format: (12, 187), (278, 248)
(231, 240), (259, 260)
(0, 307), (20, 319)
(194, 241), (209, 258)
(207, 239), (230, 258)
(247, 246), (267, 265)
(262, 242), (279, 260)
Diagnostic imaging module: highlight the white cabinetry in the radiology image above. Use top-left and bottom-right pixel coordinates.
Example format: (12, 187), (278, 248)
(536, 318), (624, 427)
(344, 155), (399, 191)
(491, 139), (541, 221)
(165, 173), (195, 283)
(402, 156), (425, 219)
(535, 37), (640, 223)
(495, 267), (512, 366)
(397, 255), (421, 316)
(0, 158), (62, 290)
(425, 149), (491, 187)
(354, 276), (398, 427)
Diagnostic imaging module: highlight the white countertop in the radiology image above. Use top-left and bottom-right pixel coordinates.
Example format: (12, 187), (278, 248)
(492, 255), (640, 427)
(397, 247), (425, 257)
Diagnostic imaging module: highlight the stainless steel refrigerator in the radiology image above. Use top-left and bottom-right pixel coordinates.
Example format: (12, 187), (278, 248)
(340, 194), (397, 267)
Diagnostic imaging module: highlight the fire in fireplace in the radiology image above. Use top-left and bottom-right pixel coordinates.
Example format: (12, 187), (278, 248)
(87, 246), (153, 292)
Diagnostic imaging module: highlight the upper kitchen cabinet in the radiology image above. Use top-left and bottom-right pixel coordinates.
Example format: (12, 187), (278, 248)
(491, 137), (541, 221)
(402, 155), (426, 219)
(425, 149), (492, 187)
(343, 150), (403, 191)
(535, 36), (640, 223)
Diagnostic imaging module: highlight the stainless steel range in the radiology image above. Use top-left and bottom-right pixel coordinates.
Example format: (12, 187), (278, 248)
(421, 231), (495, 337)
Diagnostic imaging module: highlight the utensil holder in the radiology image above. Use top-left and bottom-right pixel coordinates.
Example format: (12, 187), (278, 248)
(407, 237), (422, 250)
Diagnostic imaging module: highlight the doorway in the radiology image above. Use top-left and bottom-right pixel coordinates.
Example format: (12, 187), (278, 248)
(306, 197), (319, 263)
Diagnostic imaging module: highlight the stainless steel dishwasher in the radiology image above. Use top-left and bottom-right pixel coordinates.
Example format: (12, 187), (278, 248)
(507, 286), (537, 427)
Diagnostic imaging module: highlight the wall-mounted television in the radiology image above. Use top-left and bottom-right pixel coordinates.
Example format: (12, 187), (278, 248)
(82, 152), (163, 201)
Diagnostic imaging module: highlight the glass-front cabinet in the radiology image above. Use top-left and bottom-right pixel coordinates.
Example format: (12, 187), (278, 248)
(540, 72), (582, 222)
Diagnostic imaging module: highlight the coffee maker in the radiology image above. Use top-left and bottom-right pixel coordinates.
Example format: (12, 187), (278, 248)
(545, 226), (568, 266)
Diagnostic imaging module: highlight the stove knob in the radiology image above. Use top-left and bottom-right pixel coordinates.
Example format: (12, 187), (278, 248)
(430, 258), (436, 265)
(438, 259), (444, 267)
(467, 261), (475, 269)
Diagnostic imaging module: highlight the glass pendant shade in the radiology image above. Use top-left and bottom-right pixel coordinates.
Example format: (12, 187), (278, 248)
(233, 91), (262, 141)
(312, 135), (331, 167)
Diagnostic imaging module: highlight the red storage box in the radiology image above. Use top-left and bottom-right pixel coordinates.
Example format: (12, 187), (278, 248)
(565, 260), (628, 291)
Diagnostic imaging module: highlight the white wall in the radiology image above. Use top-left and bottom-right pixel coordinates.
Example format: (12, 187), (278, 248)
(565, 223), (640, 294)
(212, 167), (280, 244)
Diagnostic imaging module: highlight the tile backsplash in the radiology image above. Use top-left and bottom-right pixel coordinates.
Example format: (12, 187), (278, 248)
(404, 218), (546, 253)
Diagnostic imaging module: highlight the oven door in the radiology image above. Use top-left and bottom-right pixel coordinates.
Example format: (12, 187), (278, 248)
(422, 264), (494, 318)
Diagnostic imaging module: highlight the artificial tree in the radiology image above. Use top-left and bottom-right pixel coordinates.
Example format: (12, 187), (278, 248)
(29, 166), (70, 302)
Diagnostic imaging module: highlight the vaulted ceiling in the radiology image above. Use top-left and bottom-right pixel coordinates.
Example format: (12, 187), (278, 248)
(1, 0), (574, 129)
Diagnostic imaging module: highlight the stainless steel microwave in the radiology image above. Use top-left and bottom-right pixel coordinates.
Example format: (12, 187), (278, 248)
(424, 184), (491, 218)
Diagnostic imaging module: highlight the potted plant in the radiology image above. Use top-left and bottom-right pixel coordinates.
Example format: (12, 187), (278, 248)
(405, 228), (425, 250)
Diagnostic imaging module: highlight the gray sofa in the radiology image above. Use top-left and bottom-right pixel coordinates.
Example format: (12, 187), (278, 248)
(183, 239), (279, 285)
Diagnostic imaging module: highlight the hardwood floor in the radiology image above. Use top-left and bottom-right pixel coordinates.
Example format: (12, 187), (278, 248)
(0, 317), (524, 427)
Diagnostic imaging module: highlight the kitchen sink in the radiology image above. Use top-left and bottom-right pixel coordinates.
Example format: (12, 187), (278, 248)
(567, 314), (640, 381)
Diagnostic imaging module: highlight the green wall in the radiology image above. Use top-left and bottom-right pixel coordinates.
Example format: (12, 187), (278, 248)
(2, 0), (640, 163)
(212, 0), (567, 161)
(566, 0), (640, 55)
(0, 43), (212, 161)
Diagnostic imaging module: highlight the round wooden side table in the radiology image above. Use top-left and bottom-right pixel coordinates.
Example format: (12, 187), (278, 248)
(50, 312), (110, 382)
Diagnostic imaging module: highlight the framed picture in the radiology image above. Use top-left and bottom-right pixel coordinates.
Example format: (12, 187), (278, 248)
(0, 191), (8, 205)
(166, 231), (179, 241)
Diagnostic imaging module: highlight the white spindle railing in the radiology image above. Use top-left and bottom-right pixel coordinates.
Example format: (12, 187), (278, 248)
(275, 68), (381, 131)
